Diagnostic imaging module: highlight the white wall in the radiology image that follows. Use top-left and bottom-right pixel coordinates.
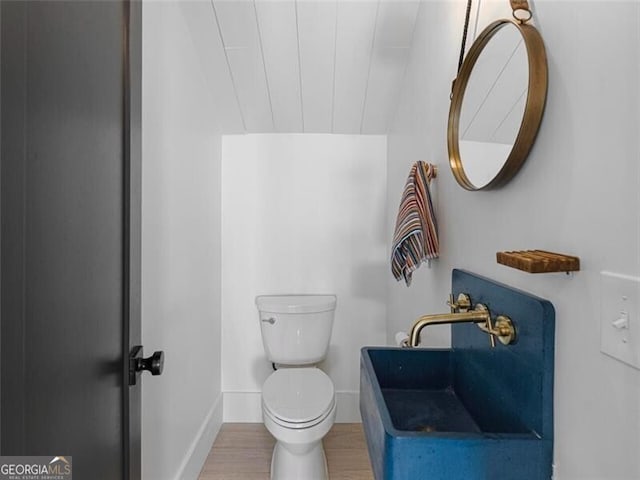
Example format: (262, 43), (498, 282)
(142, 2), (223, 479)
(222, 134), (388, 422)
(387, 1), (640, 479)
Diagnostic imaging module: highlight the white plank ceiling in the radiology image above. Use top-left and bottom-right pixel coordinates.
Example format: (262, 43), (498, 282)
(208, 0), (420, 134)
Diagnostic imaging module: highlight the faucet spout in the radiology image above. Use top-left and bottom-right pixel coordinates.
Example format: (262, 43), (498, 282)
(408, 310), (490, 347)
(406, 294), (517, 347)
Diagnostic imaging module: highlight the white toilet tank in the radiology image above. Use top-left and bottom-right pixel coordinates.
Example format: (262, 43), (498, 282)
(256, 294), (337, 365)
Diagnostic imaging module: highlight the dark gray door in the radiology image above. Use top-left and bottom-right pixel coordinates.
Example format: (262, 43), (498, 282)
(0, 2), (142, 479)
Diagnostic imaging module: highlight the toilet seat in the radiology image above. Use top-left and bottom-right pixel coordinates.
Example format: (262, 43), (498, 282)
(262, 368), (335, 429)
(263, 400), (335, 430)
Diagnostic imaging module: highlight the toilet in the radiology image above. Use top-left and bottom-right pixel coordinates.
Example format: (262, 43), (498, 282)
(256, 294), (337, 480)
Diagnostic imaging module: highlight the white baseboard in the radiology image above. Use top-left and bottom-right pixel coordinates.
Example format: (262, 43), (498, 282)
(223, 390), (361, 423)
(174, 394), (223, 480)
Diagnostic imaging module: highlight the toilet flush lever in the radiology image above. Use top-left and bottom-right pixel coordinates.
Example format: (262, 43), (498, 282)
(262, 317), (276, 325)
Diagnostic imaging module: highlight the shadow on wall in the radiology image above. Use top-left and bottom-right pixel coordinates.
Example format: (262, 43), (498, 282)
(251, 339), (352, 387)
(251, 343), (344, 389)
(252, 349), (276, 389)
(317, 344), (341, 366)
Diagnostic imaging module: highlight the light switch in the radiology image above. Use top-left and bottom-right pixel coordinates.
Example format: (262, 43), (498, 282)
(600, 271), (640, 370)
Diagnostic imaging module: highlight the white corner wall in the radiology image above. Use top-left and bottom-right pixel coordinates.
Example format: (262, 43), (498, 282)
(388, 1), (640, 479)
(222, 134), (387, 422)
(142, 2), (223, 479)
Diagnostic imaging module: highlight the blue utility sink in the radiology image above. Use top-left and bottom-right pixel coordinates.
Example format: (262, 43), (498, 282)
(360, 270), (555, 480)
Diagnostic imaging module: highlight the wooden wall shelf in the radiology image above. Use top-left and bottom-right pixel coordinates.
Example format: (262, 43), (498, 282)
(496, 250), (580, 274)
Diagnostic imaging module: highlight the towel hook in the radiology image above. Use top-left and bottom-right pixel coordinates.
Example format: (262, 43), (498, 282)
(422, 162), (437, 180)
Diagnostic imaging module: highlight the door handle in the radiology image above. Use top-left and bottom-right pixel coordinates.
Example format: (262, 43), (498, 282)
(261, 317), (276, 325)
(129, 345), (164, 386)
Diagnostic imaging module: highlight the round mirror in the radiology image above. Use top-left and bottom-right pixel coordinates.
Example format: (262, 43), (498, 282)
(448, 19), (547, 190)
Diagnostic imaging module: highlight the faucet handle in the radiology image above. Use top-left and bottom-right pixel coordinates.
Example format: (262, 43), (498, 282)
(475, 308), (517, 346)
(447, 293), (472, 313)
(475, 303), (497, 348)
(447, 294), (455, 313)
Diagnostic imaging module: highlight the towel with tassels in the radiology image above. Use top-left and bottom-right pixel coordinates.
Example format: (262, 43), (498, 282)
(391, 161), (439, 286)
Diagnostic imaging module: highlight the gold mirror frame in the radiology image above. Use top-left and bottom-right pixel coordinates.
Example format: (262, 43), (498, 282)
(448, 19), (548, 191)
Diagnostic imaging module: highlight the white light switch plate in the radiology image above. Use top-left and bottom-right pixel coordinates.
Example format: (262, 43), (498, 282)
(600, 271), (640, 370)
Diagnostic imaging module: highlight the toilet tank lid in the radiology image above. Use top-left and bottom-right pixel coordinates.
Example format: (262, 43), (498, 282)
(255, 294), (337, 314)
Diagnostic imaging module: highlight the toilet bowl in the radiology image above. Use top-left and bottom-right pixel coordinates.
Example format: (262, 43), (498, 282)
(262, 368), (337, 480)
(256, 294), (337, 480)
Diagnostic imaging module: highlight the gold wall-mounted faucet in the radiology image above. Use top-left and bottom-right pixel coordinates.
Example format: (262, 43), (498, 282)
(407, 294), (516, 347)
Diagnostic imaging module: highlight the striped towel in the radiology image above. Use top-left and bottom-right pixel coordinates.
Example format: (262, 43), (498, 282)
(391, 161), (439, 286)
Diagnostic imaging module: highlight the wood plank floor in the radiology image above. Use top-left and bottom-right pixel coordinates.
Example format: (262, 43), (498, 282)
(198, 423), (374, 480)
